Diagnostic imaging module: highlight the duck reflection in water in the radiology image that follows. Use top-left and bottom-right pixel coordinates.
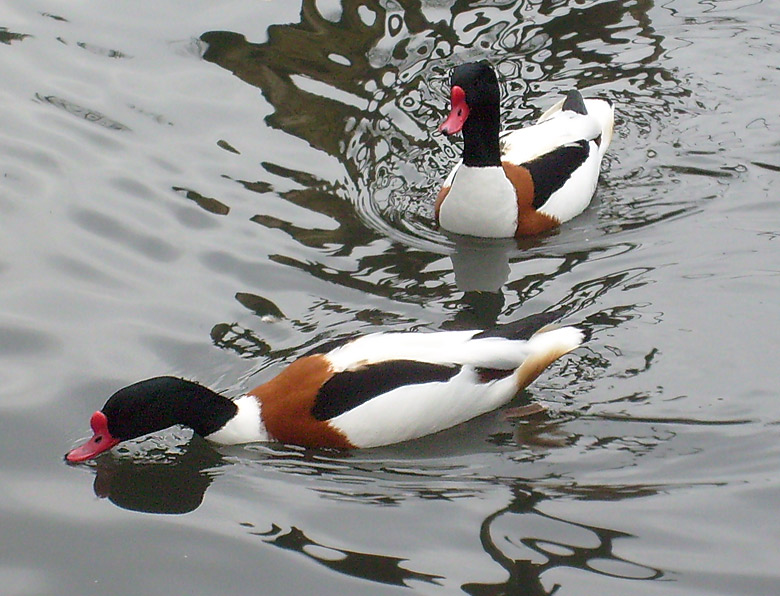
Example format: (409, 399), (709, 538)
(89, 444), (442, 587)
(89, 435), (223, 515)
(88, 444), (663, 592)
(443, 233), (554, 328)
(463, 483), (664, 595)
(443, 234), (512, 328)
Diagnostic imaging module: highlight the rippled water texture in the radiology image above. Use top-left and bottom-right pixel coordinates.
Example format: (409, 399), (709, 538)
(1, 1), (778, 594)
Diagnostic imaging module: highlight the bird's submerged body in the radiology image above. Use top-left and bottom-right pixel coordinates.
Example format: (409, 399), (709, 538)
(66, 312), (583, 461)
(437, 61), (614, 238)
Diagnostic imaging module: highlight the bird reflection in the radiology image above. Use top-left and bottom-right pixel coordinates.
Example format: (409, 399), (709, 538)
(90, 436), (225, 514)
(89, 450), (442, 586)
(450, 237), (513, 292)
(89, 444), (664, 591)
(248, 524), (442, 587)
(462, 484), (663, 595)
(438, 234), (511, 326)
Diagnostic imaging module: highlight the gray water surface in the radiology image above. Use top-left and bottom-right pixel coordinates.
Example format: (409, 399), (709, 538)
(1, 1), (779, 595)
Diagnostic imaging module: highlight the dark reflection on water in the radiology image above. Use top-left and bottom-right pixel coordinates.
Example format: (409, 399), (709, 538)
(251, 524), (443, 587)
(34, 93), (130, 131)
(172, 186), (231, 216)
(194, 0), (695, 330)
(88, 436), (225, 514)
(1, 27), (30, 45)
(463, 484), (663, 595)
(210, 321), (272, 359)
(88, 439), (665, 590)
(199, 0), (688, 247)
(3, 0), (772, 593)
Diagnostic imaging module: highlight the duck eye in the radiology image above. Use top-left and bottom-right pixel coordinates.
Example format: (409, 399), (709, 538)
(95, 436), (103, 444)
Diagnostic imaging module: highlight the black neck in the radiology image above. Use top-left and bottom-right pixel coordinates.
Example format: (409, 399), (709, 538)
(461, 103), (502, 167)
(104, 376), (238, 440)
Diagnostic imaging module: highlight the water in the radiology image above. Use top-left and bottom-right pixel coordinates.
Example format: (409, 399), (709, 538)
(1, 0), (778, 594)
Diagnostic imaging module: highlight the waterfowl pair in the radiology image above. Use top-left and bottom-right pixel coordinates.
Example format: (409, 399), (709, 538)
(437, 61), (614, 237)
(65, 62), (604, 461)
(66, 311), (582, 461)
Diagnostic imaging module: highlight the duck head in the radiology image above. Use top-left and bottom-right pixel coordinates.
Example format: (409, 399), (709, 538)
(439, 61), (500, 135)
(66, 376), (237, 462)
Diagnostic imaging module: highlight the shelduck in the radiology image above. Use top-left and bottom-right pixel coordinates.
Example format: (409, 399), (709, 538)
(436, 61), (614, 237)
(66, 311), (583, 461)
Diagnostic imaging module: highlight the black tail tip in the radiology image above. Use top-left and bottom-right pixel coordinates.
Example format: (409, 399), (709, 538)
(562, 90), (588, 115)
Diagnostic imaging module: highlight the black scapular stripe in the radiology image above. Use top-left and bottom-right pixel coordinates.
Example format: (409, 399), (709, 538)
(312, 360), (461, 421)
(524, 140), (590, 209)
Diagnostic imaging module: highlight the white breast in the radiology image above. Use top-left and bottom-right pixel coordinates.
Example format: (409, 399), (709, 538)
(439, 166), (518, 238)
(205, 395), (268, 445)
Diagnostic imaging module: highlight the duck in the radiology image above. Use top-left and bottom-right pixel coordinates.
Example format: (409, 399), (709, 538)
(66, 311), (583, 461)
(436, 60), (615, 238)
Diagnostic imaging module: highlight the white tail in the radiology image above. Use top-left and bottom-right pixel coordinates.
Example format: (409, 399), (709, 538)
(584, 100), (615, 158)
(514, 326), (584, 391)
(538, 97), (615, 159)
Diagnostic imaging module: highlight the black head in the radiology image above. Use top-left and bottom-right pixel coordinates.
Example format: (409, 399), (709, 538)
(66, 376), (237, 462)
(451, 61), (500, 108)
(102, 376), (232, 440)
(440, 61), (504, 166)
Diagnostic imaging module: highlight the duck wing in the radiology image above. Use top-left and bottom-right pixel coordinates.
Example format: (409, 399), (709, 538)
(314, 314), (583, 448)
(501, 91), (613, 165)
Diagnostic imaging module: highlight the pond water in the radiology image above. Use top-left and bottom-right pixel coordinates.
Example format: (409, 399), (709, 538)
(1, 0), (778, 594)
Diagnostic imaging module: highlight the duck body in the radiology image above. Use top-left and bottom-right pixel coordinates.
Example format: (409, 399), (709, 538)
(437, 61), (614, 238)
(66, 311), (583, 461)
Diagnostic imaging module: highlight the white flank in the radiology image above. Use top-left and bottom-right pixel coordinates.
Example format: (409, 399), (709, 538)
(205, 395), (269, 445)
(501, 97), (614, 224)
(327, 368), (522, 448)
(326, 325), (583, 448)
(438, 165), (518, 237)
(537, 140), (601, 223)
